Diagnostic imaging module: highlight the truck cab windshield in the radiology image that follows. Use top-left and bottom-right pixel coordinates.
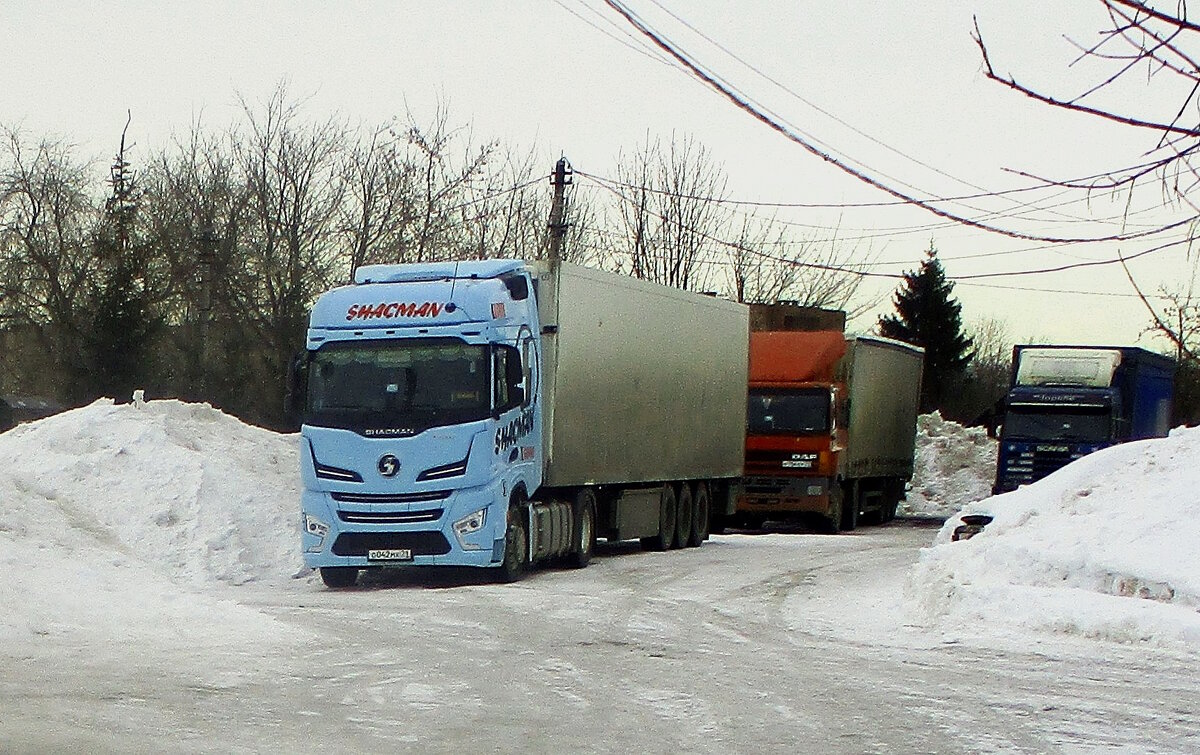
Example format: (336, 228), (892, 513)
(306, 338), (489, 434)
(1002, 405), (1112, 443)
(747, 387), (830, 435)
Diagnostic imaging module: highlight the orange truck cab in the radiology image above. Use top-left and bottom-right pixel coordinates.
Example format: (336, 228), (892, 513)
(736, 330), (923, 532)
(739, 331), (846, 530)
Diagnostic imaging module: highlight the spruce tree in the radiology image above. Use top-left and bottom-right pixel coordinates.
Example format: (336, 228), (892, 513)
(878, 242), (974, 413)
(81, 124), (157, 402)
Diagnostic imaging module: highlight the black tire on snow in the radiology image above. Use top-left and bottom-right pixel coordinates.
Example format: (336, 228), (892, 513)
(689, 482), (710, 547)
(824, 485), (844, 534)
(648, 484), (677, 551)
(673, 483), (692, 549)
(840, 481), (860, 532)
(320, 567), (358, 589)
(497, 494), (529, 582)
(569, 488), (597, 568)
(741, 513), (766, 531)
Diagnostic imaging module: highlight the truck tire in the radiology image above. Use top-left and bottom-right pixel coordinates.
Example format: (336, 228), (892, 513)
(824, 485), (844, 534)
(673, 483), (693, 549)
(319, 567), (358, 589)
(497, 495), (529, 582)
(568, 488), (597, 568)
(641, 484), (677, 551)
(840, 481), (859, 532)
(689, 482), (710, 546)
(882, 479), (903, 523)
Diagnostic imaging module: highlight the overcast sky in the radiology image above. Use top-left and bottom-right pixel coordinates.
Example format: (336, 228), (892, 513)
(2, 1), (1189, 348)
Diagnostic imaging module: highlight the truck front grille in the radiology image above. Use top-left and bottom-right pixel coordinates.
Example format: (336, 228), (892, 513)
(337, 508), (444, 525)
(1000, 445), (1091, 489)
(331, 490), (451, 504)
(744, 476), (817, 495)
(331, 531), (452, 557)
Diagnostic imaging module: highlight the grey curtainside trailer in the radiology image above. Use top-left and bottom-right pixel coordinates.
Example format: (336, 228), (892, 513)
(836, 335), (924, 520)
(533, 261), (749, 544)
(537, 262), (748, 488)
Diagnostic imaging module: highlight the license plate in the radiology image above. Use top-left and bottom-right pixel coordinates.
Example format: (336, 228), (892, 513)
(367, 548), (412, 561)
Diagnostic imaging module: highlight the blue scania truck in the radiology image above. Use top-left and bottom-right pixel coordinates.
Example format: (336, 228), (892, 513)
(291, 259), (749, 586)
(992, 345), (1175, 494)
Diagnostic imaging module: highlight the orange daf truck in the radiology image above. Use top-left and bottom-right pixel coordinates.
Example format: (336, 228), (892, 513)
(735, 328), (924, 532)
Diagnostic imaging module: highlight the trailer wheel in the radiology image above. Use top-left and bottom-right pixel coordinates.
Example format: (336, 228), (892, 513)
(319, 567), (358, 589)
(824, 486), (844, 534)
(641, 484), (677, 551)
(689, 482), (710, 547)
(673, 483), (693, 549)
(881, 480), (903, 523)
(497, 495), (529, 582)
(840, 481), (859, 532)
(568, 488), (597, 568)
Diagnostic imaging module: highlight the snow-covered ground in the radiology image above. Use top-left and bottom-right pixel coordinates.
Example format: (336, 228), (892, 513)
(1, 400), (1198, 751)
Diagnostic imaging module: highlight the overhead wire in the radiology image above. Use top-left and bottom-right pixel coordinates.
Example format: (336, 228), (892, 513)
(572, 171), (1175, 250)
(572, 170), (1189, 272)
(578, 161), (1192, 286)
(640, 0), (1100, 226)
(601, 0), (1196, 245)
(551, 0), (675, 67)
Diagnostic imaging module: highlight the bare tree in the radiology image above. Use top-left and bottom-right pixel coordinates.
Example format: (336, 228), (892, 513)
(401, 105), (496, 262)
(726, 213), (878, 317)
(457, 142), (546, 261)
(339, 122), (416, 278)
(0, 126), (100, 398)
(140, 120), (252, 403)
(612, 133), (727, 291)
(234, 86), (349, 418)
(974, 3), (1200, 355)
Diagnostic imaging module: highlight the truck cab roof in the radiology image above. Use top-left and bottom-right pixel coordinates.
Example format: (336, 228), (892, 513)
(354, 259), (527, 284)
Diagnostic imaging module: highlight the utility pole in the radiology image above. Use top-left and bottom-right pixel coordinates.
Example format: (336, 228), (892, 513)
(546, 157), (572, 266)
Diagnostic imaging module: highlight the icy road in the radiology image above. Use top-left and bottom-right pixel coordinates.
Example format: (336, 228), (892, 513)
(5, 523), (1198, 754)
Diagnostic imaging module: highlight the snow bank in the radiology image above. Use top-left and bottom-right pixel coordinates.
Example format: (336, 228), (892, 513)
(0, 399), (305, 647)
(907, 426), (1200, 645)
(901, 412), (997, 519)
(0, 398), (302, 586)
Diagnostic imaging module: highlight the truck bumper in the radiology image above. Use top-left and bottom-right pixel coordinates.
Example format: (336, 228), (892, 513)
(301, 482), (506, 570)
(736, 476), (831, 515)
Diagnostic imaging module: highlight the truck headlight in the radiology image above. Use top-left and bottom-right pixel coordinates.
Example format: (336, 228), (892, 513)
(453, 508), (487, 537)
(303, 513), (330, 538)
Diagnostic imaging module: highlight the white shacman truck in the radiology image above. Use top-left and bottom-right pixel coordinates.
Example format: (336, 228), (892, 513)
(290, 259), (749, 586)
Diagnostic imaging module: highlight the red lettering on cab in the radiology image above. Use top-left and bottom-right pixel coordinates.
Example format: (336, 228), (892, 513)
(345, 302), (444, 321)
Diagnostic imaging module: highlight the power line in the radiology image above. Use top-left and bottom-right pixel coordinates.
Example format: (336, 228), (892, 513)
(601, 0), (1196, 245)
(639, 0), (1096, 226)
(441, 176), (545, 215)
(575, 138), (1180, 238)
(955, 280), (1171, 299)
(574, 169), (1187, 270)
(551, 0), (673, 67)
(582, 163), (1191, 284)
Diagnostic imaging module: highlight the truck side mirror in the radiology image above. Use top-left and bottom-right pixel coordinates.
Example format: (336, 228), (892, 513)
(493, 344), (526, 415)
(285, 351), (308, 425)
